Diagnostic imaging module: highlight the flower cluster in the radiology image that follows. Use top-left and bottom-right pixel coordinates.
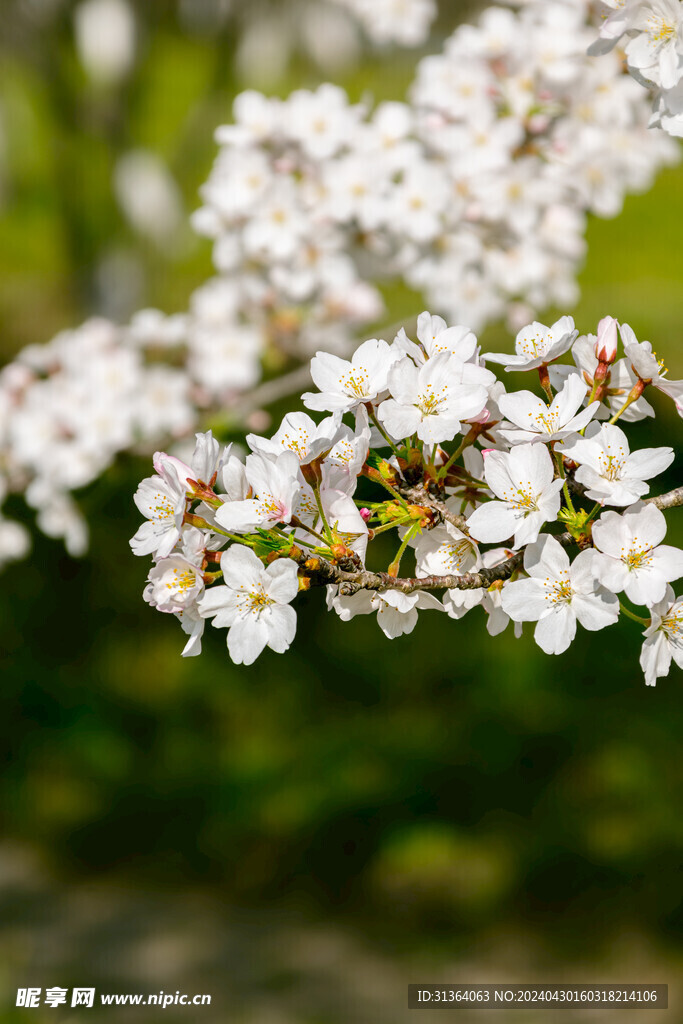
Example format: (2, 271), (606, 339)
(132, 310), (683, 685)
(330, 0), (437, 46)
(1, 0), (679, 567)
(590, 0), (683, 137)
(195, 0), (677, 340)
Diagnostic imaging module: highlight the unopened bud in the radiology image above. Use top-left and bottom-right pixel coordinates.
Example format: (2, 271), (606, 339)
(359, 507), (372, 523)
(595, 316), (618, 364)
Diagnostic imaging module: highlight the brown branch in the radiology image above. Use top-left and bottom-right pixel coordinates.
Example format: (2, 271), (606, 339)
(646, 486), (683, 511)
(301, 484), (683, 598)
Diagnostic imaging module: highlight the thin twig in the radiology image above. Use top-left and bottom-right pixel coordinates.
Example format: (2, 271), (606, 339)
(303, 484), (683, 597)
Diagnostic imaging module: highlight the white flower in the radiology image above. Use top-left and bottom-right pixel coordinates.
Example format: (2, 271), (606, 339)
(501, 534), (619, 655)
(246, 412), (343, 465)
(214, 451), (300, 533)
(415, 312), (478, 363)
(414, 522), (479, 578)
(467, 443), (564, 549)
(485, 316), (578, 371)
(592, 502), (683, 606)
(378, 353), (491, 444)
(625, 0), (683, 90)
(639, 585), (683, 684)
(442, 548), (522, 637)
(131, 461), (189, 558)
(144, 554), (204, 615)
(303, 338), (400, 413)
(621, 323), (683, 416)
(328, 585), (442, 638)
(198, 546), (299, 665)
(560, 423), (673, 506)
(499, 374), (598, 444)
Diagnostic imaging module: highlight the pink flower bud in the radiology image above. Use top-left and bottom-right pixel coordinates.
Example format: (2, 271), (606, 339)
(153, 451), (194, 487)
(595, 316), (618, 364)
(359, 508), (372, 523)
(481, 448), (496, 457)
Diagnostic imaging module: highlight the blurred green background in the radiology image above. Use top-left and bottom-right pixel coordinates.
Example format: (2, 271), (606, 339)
(1, 1), (683, 1021)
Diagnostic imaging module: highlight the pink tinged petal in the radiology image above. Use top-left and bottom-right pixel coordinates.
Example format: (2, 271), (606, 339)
(500, 577), (549, 621)
(264, 558), (300, 603)
(263, 604), (297, 653)
(534, 605), (576, 655)
(651, 546), (683, 585)
(572, 591), (619, 632)
(657, 378), (683, 415)
(624, 447), (674, 481)
(523, 534), (570, 580)
(215, 498), (267, 532)
(640, 633), (672, 686)
(466, 501), (518, 543)
(228, 616), (269, 665)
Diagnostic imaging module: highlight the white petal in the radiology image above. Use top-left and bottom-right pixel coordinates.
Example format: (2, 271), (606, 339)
(263, 604), (297, 653)
(467, 501), (517, 543)
(264, 558), (300, 603)
(534, 605), (576, 655)
(228, 617), (269, 665)
(500, 577), (548, 621)
(220, 544), (264, 590)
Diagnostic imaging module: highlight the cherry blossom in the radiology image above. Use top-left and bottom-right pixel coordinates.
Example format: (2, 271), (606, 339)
(592, 503), (683, 606)
(501, 535), (620, 655)
(467, 444), (564, 549)
(640, 585), (683, 685)
(198, 546), (299, 665)
(560, 423), (674, 506)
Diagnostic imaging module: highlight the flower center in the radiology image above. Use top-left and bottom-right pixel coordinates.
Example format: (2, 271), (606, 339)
(533, 410), (560, 434)
(598, 452), (625, 481)
(543, 571), (572, 604)
(341, 369), (370, 398)
(282, 429), (310, 459)
(518, 332), (550, 358)
(623, 545), (653, 571)
(241, 586), (275, 616)
(648, 16), (675, 43)
(257, 493), (287, 521)
(443, 540), (473, 571)
(166, 567), (197, 593)
(416, 383), (448, 416)
(149, 492), (175, 521)
(661, 609), (683, 645)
